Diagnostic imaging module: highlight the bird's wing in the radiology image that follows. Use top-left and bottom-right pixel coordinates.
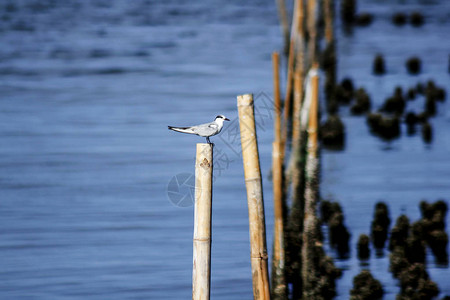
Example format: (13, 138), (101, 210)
(192, 123), (218, 137)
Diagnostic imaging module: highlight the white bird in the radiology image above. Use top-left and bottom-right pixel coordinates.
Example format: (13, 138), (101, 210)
(168, 115), (230, 144)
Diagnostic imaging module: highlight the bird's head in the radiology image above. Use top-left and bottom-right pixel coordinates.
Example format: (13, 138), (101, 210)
(215, 115), (230, 122)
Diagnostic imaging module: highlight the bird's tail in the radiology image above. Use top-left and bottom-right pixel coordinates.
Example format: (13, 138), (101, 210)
(168, 126), (195, 134)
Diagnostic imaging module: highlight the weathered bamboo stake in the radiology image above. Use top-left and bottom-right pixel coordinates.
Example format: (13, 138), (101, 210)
(307, 0), (318, 66)
(271, 52), (288, 300)
(284, 3), (306, 298)
(237, 94), (271, 300)
(275, 0), (290, 56)
(192, 143), (213, 300)
(280, 0), (301, 161)
(301, 65), (320, 298)
(324, 0), (334, 44)
(291, 1), (305, 151)
(273, 52), (282, 144)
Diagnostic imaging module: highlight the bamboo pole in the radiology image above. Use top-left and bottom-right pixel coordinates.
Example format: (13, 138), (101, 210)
(301, 65), (320, 298)
(281, 0), (301, 160)
(275, 0), (290, 56)
(273, 52), (282, 144)
(324, 0), (334, 44)
(307, 0), (318, 66)
(307, 65), (319, 153)
(237, 94), (271, 300)
(291, 0), (305, 150)
(271, 52), (287, 300)
(192, 143), (213, 300)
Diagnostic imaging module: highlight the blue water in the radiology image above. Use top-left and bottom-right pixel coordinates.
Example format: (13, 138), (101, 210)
(0, 0), (449, 299)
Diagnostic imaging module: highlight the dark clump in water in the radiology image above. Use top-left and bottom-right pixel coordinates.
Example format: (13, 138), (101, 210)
(373, 54), (386, 75)
(416, 82), (425, 94)
(350, 270), (384, 300)
(425, 94), (436, 116)
(382, 86), (405, 115)
(406, 221), (426, 264)
(406, 87), (416, 100)
(321, 200), (351, 258)
(370, 202), (391, 249)
(392, 13), (407, 26)
(410, 11), (424, 27)
(421, 121), (433, 143)
(320, 115), (345, 150)
(355, 13), (373, 27)
(397, 263), (439, 300)
(426, 80), (446, 102)
(334, 77), (354, 104)
(321, 200), (343, 223)
(341, 0), (356, 24)
(366, 113), (400, 140)
(389, 219), (426, 280)
(406, 57), (421, 74)
(351, 87), (371, 115)
(419, 200), (449, 263)
(405, 112), (418, 135)
(322, 42), (337, 100)
(389, 215), (410, 251)
(308, 245), (342, 299)
(357, 234), (370, 260)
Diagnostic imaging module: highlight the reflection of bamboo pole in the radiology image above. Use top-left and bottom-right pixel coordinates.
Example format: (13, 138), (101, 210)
(271, 52), (287, 300)
(302, 65), (319, 298)
(237, 94), (270, 300)
(192, 143), (213, 300)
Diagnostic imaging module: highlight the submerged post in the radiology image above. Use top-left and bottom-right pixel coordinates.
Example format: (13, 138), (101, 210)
(192, 143), (213, 300)
(237, 94), (271, 300)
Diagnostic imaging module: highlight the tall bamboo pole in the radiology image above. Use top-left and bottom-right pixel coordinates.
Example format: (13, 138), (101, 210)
(302, 65), (320, 298)
(271, 52), (287, 300)
(192, 143), (213, 300)
(281, 0), (301, 160)
(275, 0), (290, 56)
(307, 0), (318, 66)
(237, 94), (271, 300)
(324, 0), (334, 44)
(291, 0), (305, 150)
(273, 52), (282, 144)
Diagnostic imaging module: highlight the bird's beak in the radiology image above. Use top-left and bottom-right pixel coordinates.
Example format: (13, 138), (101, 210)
(225, 118), (230, 121)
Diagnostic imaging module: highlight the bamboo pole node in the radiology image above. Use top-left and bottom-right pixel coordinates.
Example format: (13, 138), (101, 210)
(192, 143), (213, 300)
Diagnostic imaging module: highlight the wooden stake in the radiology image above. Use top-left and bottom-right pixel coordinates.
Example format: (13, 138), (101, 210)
(272, 53), (287, 299)
(307, 0), (318, 66)
(324, 0), (334, 43)
(308, 65), (319, 153)
(237, 94), (271, 300)
(302, 66), (320, 298)
(192, 143), (213, 300)
(281, 0), (301, 157)
(273, 52), (282, 144)
(275, 0), (290, 56)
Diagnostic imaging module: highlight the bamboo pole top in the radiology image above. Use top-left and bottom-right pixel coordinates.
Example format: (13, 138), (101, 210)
(237, 94), (253, 107)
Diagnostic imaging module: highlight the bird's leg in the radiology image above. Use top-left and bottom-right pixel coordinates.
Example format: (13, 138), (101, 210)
(206, 137), (210, 144)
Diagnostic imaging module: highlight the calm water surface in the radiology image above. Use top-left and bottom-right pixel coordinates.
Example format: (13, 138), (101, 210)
(0, 0), (449, 299)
